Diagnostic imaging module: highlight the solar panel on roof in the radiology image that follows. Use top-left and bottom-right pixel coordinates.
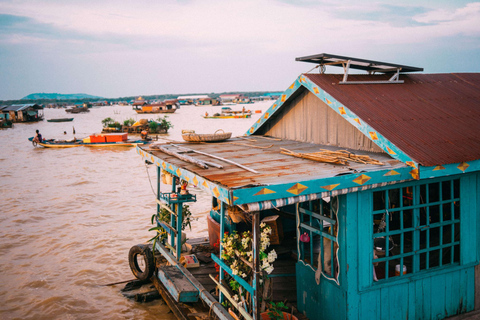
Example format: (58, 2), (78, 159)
(296, 53), (423, 73)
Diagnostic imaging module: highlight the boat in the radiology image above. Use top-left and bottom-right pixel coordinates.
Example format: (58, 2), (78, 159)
(28, 137), (83, 148)
(29, 133), (149, 148)
(203, 114), (251, 119)
(65, 106), (89, 113)
(181, 129), (232, 142)
(47, 118), (74, 122)
(203, 106), (252, 119)
(134, 101), (177, 114)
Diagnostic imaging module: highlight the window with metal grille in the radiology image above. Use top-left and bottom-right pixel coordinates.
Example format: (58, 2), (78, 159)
(372, 179), (460, 282)
(298, 197), (339, 281)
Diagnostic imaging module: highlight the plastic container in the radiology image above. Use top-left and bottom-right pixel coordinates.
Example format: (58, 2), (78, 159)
(395, 264), (407, 276)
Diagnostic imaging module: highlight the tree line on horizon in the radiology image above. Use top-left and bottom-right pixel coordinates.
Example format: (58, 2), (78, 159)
(0, 91), (281, 106)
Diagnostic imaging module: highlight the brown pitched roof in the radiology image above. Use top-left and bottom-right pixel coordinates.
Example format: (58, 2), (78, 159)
(305, 73), (480, 166)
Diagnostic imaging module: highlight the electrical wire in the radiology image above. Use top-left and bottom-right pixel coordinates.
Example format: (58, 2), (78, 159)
(145, 162), (157, 197)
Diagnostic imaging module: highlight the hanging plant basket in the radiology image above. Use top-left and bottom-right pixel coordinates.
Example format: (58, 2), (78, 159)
(162, 171), (173, 185)
(227, 206), (245, 223)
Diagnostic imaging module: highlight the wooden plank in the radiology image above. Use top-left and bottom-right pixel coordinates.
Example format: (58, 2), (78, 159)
(210, 274), (253, 320)
(151, 275), (190, 320)
(431, 273), (446, 318)
(158, 266), (199, 303)
(156, 145), (209, 169)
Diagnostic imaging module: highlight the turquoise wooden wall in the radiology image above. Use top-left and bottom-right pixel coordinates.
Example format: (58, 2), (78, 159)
(296, 173), (479, 320)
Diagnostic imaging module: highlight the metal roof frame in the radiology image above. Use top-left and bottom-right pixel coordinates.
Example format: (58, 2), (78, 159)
(296, 53), (423, 84)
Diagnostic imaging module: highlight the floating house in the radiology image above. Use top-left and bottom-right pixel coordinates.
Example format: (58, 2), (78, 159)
(195, 97), (220, 106)
(0, 103), (44, 122)
(135, 53), (480, 320)
(177, 95), (210, 105)
(219, 93), (251, 104)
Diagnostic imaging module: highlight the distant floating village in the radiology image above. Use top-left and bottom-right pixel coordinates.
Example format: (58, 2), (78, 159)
(0, 92), (281, 128)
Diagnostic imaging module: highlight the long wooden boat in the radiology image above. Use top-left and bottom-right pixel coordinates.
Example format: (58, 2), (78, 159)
(29, 133), (149, 148)
(83, 140), (147, 147)
(65, 107), (89, 113)
(28, 137), (83, 148)
(135, 109), (176, 114)
(182, 130), (232, 142)
(203, 114), (251, 119)
(47, 118), (74, 122)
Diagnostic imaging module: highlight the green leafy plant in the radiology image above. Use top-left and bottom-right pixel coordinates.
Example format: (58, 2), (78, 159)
(157, 115), (173, 132)
(266, 301), (289, 320)
(108, 121), (121, 128)
(123, 118), (135, 126)
(148, 121), (158, 132)
(148, 204), (193, 250)
(101, 117), (114, 127)
(221, 223), (277, 309)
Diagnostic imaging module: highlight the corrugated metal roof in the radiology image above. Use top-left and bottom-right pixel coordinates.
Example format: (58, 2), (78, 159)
(2, 104), (43, 111)
(305, 73), (480, 166)
(142, 137), (407, 191)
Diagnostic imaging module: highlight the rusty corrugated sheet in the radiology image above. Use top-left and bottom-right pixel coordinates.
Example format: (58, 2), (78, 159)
(305, 73), (480, 166)
(144, 138), (406, 190)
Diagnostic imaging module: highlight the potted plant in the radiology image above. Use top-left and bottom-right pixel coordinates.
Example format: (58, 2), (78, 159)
(220, 223), (278, 313)
(261, 301), (297, 320)
(148, 204), (193, 253)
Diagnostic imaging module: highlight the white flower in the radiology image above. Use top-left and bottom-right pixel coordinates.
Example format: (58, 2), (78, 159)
(262, 260), (270, 269)
(233, 295), (239, 301)
(265, 265), (274, 274)
(260, 222), (266, 228)
(268, 250), (277, 263)
(242, 273), (247, 278)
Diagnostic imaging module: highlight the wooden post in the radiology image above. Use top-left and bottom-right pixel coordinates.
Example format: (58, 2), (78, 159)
(176, 203), (183, 259)
(219, 201), (225, 303)
(252, 211), (260, 320)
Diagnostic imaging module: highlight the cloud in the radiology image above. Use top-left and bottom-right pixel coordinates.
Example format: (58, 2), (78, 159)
(0, 0), (479, 100)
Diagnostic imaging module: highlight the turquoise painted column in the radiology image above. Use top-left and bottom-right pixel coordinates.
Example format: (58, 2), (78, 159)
(170, 178), (177, 250)
(176, 201), (183, 259)
(219, 201), (225, 303)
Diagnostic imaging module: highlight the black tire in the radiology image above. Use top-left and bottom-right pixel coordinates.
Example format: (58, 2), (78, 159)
(128, 244), (155, 281)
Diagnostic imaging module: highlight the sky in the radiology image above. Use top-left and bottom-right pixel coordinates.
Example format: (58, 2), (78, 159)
(0, 0), (479, 100)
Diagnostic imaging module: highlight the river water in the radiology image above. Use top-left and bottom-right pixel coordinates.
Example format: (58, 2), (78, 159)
(0, 101), (271, 320)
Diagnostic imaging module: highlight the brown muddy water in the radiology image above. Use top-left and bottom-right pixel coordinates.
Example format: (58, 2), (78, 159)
(0, 101), (271, 320)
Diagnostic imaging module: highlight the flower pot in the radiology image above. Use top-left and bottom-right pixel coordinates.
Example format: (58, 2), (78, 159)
(229, 308), (241, 320)
(261, 312), (298, 320)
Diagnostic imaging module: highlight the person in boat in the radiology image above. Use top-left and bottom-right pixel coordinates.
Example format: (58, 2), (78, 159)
(33, 130), (43, 143)
(141, 129), (148, 140)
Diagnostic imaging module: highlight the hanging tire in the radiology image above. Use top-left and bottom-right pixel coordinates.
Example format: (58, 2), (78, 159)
(128, 244), (155, 281)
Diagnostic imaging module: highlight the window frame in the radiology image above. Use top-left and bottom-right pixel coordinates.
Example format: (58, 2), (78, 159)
(370, 177), (461, 285)
(297, 197), (340, 283)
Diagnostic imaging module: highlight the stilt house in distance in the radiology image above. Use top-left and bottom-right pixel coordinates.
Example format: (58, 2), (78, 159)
(136, 53), (480, 320)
